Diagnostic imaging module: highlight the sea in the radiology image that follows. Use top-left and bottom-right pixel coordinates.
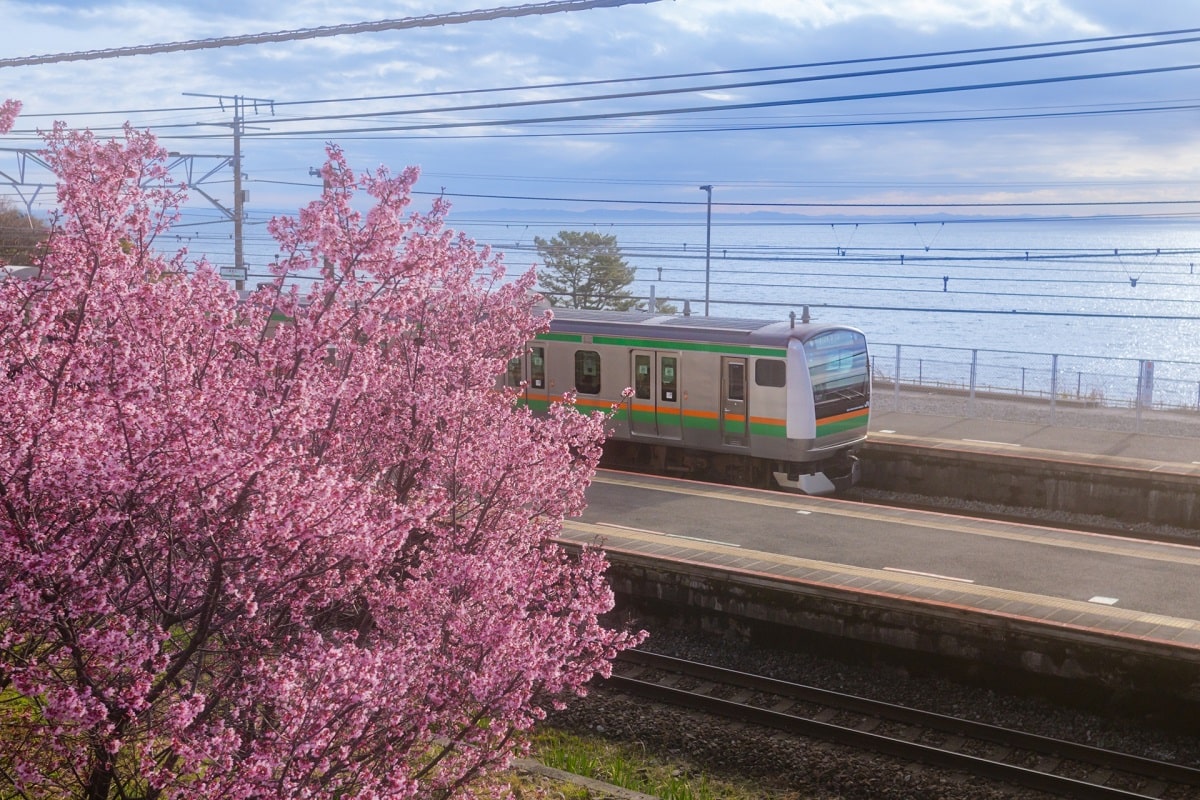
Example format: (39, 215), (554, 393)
(452, 212), (1200, 407)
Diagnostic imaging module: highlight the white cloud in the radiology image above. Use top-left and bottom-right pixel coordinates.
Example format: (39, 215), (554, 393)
(654, 0), (1102, 37)
(1, 0), (1196, 220)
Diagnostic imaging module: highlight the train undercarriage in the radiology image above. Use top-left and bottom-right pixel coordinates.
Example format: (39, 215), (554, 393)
(599, 440), (861, 495)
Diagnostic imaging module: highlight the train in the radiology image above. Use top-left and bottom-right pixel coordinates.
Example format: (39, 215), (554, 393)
(506, 307), (871, 494)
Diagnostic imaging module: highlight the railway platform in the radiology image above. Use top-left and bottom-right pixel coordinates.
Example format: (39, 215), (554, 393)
(858, 404), (1200, 528)
(868, 407), (1200, 469)
(563, 466), (1200, 701)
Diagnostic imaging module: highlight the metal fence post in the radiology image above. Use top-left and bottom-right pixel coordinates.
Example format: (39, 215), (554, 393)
(1135, 359), (1145, 432)
(968, 349), (978, 417)
(871, 341), (1200, 422)
(1050, 354), (1058, 425)
(893, 344), (901, 407)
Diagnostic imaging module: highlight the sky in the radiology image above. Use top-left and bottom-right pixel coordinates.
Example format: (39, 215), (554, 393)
(3, 0), (1200, 272)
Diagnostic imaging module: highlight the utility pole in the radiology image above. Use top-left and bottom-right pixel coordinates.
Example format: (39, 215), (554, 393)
(699, 184), (713, 316)
(231, 96), (245, 291)
(183, 92), (274, 291)
(309, 167), (332, 273)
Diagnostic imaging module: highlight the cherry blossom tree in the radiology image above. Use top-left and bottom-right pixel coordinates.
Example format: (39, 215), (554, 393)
(0, 102), (640, 799)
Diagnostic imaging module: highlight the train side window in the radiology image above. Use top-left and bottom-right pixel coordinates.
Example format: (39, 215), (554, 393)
(575, 350), (601, 394)
(634, 354), (651, 399)
(530, 346), (546, 389)
(505, 357), (523, 387)
(755, 359), (785, 387)
(727, 361), (746, 401)
(660, 356), (678, 402)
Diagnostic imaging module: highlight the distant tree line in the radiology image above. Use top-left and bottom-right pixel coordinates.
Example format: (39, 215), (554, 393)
(0, 200), (48, 267)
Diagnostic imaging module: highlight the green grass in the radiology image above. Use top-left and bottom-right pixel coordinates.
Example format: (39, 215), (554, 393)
(529, 729), (763, 800)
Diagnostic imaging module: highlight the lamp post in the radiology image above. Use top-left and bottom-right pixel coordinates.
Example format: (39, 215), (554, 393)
(699, 184), (713, 316)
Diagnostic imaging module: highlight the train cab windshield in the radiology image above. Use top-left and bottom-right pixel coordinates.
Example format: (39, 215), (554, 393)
(804, 329), (869, 408)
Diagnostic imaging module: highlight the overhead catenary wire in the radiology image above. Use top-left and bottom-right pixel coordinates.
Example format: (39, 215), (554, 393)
(7, 17), (1200, 326)
(11, 24), (1185, 142)
(220, 25), (1200, 111)
(0, 0), (662, 68)
(175, 31), (1200, 130)
(698, 299), (1200, 321)
(164, 61), (1200, 139)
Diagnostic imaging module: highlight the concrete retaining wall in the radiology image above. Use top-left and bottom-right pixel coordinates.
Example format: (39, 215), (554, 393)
(859, 440), (1200, 529)
(605, 553), (1200, 702)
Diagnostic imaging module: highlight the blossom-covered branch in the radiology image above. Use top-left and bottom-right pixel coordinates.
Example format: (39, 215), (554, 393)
(0, 100), (642, 800)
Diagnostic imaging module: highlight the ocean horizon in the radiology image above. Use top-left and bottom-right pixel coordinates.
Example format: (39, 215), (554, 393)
(452, 211), (1200, 367)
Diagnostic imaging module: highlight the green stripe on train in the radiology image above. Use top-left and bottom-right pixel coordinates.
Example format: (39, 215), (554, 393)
(537, 332), (786, 358)
(628, 409), (656, 426)
(520, 391), (864, 441)
(518, 397), (790, 438)
(749, 420), (786, 437)
(815, 416), (869, 437)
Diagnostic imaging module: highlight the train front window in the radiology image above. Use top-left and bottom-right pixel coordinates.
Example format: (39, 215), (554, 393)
(804, 330), (868, 405)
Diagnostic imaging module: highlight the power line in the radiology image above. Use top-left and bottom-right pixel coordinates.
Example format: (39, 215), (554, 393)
(257, 25), (1200, 111)
(239, 31), (1200, 128)
(193, 62), (1200, 139)
(16, 23), (1200, 118)
(0, 0), (661, 68)
(168, 99), (1192, 146)
(236, 99), (1200, 141)
(12, 19), (1199, 156)
(419, 187), (1200, 209)
(444, 210), (1200, 225)
(702, 299), (1200, 322)
(16, 25), (1200, 140)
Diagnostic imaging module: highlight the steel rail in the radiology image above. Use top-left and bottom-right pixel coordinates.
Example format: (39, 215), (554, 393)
(612, 649), (1200, 800)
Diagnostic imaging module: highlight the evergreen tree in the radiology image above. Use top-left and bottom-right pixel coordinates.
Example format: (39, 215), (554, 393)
(535, 230), (637, 310)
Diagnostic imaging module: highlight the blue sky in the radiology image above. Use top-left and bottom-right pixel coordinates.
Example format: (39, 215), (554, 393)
(3, 0), (1200, 268)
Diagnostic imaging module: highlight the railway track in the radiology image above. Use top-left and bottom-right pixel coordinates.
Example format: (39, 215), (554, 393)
(609, 649), (1200, 799)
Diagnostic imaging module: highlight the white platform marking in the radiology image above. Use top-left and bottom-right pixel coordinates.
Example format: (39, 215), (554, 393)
(1089, 596), (1119, 606)
(962, 438), (1022, 448)
(883, 567), (975, 583)
(597, 522), (740, 548)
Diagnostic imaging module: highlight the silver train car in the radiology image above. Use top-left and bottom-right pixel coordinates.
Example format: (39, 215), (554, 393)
(507, 308), (870, 494)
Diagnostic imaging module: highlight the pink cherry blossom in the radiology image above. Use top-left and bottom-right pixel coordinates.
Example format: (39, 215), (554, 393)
(0, 100), (19, 133)
(0, 101), (643, 799)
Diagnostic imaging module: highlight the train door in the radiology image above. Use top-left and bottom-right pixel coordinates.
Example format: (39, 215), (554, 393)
(720, 356), (748, 447)
(630, 350), (681, 439)
(525, 345), (549, 410)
